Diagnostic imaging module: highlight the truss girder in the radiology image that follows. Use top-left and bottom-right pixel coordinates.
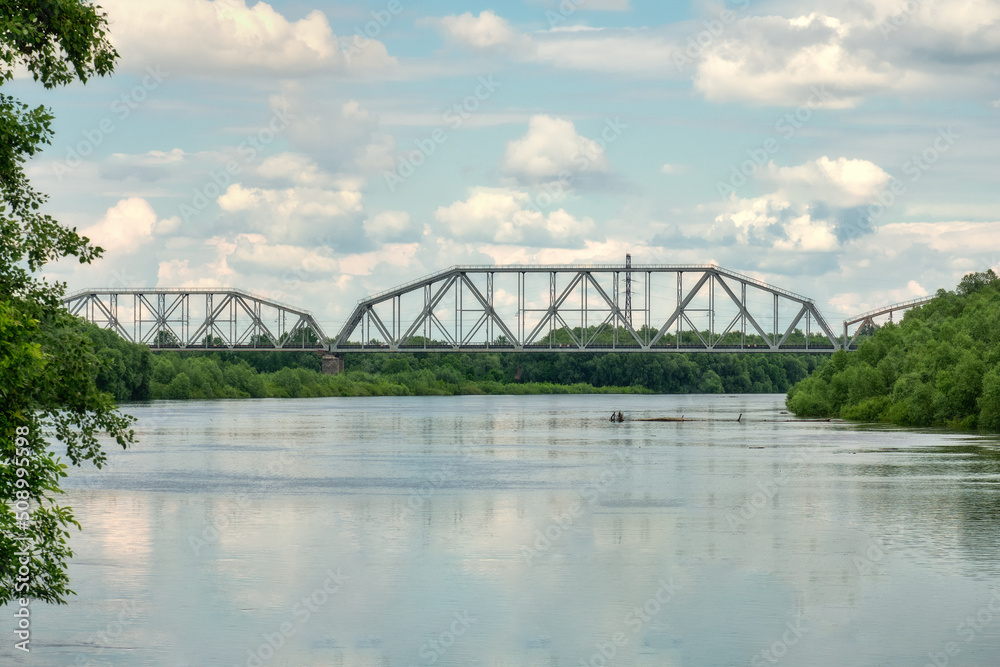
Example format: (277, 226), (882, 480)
(62, 289), (326, 351)
(842, 296), (935, 349)
(330, 265), (842, 353)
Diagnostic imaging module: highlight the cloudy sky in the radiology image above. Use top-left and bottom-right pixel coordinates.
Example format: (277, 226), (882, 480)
(16, 0), (1000, 333)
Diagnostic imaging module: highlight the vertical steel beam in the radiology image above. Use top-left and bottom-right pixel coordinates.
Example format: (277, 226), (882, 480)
(518, 271), (523, 345)
(741, 282), (746, 348)
(612, 271), (619, 348)
(806, 310), (811, 349)
(676, 272), (682, 348)
(644, 271), (650, 345)
(773, 294), (778, 349)
(709, 273), (715, 346)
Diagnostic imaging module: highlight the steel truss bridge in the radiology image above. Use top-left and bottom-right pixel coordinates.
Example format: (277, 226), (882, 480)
(330, 265), (841, 353)
(65, 265), (932, 354)
(63, 288), (327, 351)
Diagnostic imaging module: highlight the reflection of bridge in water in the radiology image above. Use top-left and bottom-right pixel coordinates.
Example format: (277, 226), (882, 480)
(64, 264), (929, 354)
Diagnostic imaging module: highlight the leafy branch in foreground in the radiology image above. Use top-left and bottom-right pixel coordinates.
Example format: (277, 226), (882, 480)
(2, 1), (126, 607)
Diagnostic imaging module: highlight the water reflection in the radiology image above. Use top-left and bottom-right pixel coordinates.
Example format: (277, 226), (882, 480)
(11, 394), (1000, 666)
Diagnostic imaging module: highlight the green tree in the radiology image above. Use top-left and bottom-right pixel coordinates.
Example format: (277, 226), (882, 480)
(787, 270), (1000, 432)
(957, 269), (998, 296)
(1, 1), (125, 606)
(980, 367), (1000, 432)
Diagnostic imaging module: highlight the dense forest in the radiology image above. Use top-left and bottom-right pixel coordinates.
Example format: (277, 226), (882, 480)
(787, 270), (1000, 431)
(80, 321), (826, 401)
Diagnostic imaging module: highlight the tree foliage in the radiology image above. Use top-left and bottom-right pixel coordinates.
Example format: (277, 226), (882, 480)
(787, 271), (1000, 431)
(1, 1), (123, 606)
(124, 347), (822, 400)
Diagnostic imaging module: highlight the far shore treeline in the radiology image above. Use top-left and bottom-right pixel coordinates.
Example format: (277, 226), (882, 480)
(83, 324), (823, 401)
(787, 270), (1000, 431)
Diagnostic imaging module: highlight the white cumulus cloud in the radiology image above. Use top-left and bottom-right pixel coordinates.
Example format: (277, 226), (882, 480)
(693, 14), (902, 108)
(102, 0), (395, 76)
(501, 115), (610, 186)
(435, 187), (594, 246)
(81, 198), (176, 253)
(217, 182), (364, 245)
(710, 155), (894, 251)
(761, 156), (892, 207)
(437, 10), (533, 53)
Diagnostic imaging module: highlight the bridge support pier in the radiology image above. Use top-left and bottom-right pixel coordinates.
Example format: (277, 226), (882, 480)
(321, 354), (344, 375)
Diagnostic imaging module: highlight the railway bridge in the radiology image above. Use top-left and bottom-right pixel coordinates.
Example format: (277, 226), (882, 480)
(63, 264), (926, 354)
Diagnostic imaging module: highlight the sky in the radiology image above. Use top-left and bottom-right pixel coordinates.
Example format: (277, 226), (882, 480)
(14, 0), (1000, 334)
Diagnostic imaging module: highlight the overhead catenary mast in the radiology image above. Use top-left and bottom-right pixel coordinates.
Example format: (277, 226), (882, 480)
(625, 253), (632, 327)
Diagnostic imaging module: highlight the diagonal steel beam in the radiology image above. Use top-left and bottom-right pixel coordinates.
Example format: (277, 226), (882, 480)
(459, 273), (520, 347)
(398, 274), (459, 346)
(233, 294), (279, 347)
(681, 313), (710, 348)
(366, 306), (395, 346)
(462, 310), (490, 346)
(649, 271), (712, 347)
(66, 295), (88, 318)
(90, 295), (133, 341)
(584, 310), (617, 347)
(523, 272), (584, 345)
(848, 316), (875, 348)
(716, 311), (743, 344)
(806, 303), (841, 350)
(583, 273), (646, 347)
(188, 294), (235, 346)
(428, 311), (457, 346)
(714, 275), (774, 347)
(776, 304), (808, 348)
(553, 312), (583, 347)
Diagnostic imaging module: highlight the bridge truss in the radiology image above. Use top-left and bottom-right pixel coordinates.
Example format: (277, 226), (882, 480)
(843, 296), (935, 349)
(329, 265), (842, 353)
(64, 288), (327, 351)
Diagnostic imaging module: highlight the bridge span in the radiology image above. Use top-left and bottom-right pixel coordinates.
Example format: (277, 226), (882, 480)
(330, 264), (841, 353)
(63, 287), (327, 351)
(63, 265), (932, 354)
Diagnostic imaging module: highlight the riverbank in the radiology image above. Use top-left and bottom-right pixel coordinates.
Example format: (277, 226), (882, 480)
(786, 270), (1000, 432)
(85, 322), (825, 401)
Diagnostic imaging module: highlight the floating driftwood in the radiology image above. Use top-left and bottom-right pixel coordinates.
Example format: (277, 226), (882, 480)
(627, 413), (831, 424)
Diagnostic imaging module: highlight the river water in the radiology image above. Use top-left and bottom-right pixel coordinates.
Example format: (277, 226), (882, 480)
(10, 394), (1000, 666)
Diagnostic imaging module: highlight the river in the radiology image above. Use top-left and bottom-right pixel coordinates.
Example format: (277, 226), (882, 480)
(9, 394), (1000, 666)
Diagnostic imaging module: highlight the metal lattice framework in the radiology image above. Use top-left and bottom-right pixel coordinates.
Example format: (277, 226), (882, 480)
(843, 296), (935, 349)
(329, 265), (842, 353)
(64, 288), (327, 351)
